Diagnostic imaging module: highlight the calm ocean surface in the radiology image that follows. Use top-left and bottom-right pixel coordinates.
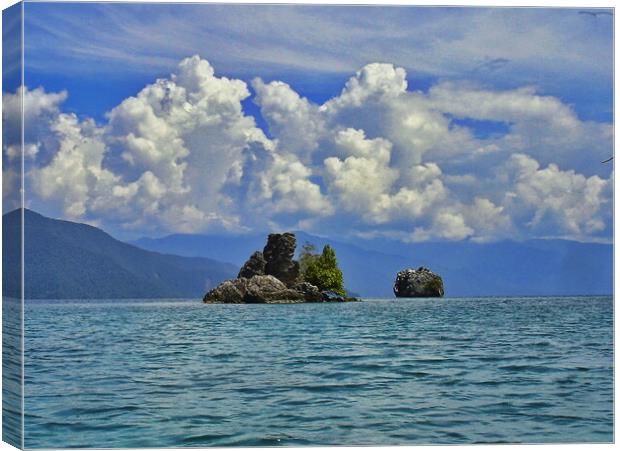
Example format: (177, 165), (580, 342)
(17, 296), (613, 447)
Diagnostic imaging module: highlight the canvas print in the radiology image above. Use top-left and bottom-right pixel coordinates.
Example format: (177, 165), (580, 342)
(2, 2), (614, 448)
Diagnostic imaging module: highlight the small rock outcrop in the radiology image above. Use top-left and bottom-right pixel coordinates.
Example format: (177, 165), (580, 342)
(244, 275), (304, 303)
(203, 279), (245, 304)
(394, 267), (444, 298)
(263, 233), (299, 287)
(238, 251), (266, 279)
(293, 282), (323, 302)
(321, 291), (348, 302)
(203, 232), (360, 304)
(203, 275), (320, 304)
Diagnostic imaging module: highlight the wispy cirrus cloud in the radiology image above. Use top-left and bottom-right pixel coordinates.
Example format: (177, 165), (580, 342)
(24, 4), (613, 87)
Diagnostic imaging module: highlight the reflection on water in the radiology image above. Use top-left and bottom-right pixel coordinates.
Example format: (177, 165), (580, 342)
(23, 296), (613, 448)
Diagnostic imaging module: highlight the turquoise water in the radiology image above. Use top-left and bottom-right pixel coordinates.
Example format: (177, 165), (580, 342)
(19, 296), (613, 447)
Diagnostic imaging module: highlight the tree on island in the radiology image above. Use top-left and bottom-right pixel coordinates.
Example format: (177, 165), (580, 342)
(301, 243), (346, 296)
(205, 234), (359, 304)
(299, 242), (319, 276)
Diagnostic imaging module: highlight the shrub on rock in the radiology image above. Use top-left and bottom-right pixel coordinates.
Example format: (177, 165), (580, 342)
(303, 245), (346, 296)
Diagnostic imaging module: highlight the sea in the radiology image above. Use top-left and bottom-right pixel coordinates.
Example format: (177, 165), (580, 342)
(4, 296), (614, 448)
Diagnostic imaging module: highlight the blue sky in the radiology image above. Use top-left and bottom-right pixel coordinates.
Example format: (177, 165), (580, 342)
(22, 4), (613, 123)
(2, 3), (614, 243)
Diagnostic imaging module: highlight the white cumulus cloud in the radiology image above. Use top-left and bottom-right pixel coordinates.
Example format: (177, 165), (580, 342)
(6, 56), (612, 243)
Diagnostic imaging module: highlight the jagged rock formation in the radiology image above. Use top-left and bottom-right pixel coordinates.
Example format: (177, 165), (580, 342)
(263, 233), (299, 287)
(292, 282), (323, 302)
(394, 267), (444, 298)
(203, 275), (306, 304)
(238, 251), (266, 279)
(244, 275), (305, 303)
(202, 279), (245, 304)
(203, 232), (359, 304)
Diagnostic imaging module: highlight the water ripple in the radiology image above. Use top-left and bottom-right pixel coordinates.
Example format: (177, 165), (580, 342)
(16, 296), (613, 447)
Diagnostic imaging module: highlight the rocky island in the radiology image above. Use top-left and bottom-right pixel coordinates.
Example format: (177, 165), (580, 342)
(203, 232), (360, 304)
(394, 267), (444, 298)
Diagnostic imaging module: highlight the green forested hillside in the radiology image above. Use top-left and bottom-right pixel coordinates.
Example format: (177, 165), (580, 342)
(2, 209), (237, 299)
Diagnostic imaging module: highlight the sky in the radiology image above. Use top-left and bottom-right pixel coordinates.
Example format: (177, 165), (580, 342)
(2, 3), (614, 244)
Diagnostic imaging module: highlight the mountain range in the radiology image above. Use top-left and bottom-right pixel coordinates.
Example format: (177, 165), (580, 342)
(133, 231), (613, 297)
(2, 209), (237, 299)
(2, 209), (612, 299)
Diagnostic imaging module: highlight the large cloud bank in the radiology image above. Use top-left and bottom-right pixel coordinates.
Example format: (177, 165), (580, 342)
(3, 56), (613, 242)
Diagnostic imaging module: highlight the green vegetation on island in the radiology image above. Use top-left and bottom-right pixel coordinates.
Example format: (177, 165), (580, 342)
(203, 233), (358, 303)
(299, 243), (346, 296)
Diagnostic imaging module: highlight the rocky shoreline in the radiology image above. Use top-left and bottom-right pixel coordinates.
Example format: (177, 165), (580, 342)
(203, 233), (360, 304)
(202, 232), (445, 303)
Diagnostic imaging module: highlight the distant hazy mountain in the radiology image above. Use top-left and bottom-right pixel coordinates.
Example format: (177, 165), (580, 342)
(2, 209), (237, 299)
(133, 233), (265, 267)
(342, 236), (613, 297)
(132, 231), (612, 297)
